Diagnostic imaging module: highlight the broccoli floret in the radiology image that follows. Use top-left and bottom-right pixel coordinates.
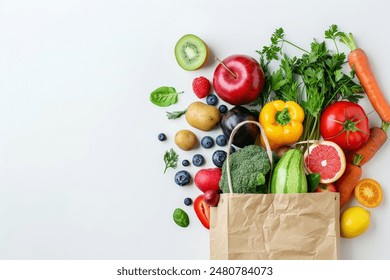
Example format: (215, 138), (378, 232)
(219, 145), (272, 194)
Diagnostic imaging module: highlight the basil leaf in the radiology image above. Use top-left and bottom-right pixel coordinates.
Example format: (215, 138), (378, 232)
(150, 86), (182, 107)
(173, 208), (189, 228)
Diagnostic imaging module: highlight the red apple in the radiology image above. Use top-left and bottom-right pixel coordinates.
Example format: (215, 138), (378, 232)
(203, 189), (220, 207)
(194, 168), (222, 193)
(213, 54), (265, 105)
(314, 183), (337, 193)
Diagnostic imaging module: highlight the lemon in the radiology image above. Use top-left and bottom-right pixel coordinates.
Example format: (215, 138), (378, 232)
(340, 206), (371, 238)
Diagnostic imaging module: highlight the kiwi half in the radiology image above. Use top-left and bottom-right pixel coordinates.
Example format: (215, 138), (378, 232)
(174, 34), (208, 71)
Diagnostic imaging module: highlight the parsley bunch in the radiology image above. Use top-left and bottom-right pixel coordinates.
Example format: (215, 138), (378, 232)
(256, 25), (363, 141)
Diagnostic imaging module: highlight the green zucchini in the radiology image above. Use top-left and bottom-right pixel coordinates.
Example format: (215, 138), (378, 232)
(271, 148), (308, 193)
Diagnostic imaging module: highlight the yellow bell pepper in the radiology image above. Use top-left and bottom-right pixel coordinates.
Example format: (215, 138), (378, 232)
(259, 100), (304, 150)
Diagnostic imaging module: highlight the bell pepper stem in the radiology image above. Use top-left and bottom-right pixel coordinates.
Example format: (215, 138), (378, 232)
(275, 108), (291, 126)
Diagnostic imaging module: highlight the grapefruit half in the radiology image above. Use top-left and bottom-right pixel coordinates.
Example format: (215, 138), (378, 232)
(304, 141), (346, 184)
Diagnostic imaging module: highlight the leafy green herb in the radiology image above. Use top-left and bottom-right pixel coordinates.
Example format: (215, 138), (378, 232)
(261, 28), (284, 61)
(257, 25), (363, 142)
(273, 54), (300, 103)
(324, 24), (343, 52)
(173, 208), (189, 228)
(163, 148), (178, 173)
(150, 86), (183, 107)
(166, 109), (187, 119)
(325, 24), (357, 51)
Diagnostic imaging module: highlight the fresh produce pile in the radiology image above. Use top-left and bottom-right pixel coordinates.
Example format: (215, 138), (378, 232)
(151, 26), (388, 239)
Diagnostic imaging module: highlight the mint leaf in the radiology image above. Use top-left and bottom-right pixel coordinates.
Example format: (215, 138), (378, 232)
(150, 86), (183, 107)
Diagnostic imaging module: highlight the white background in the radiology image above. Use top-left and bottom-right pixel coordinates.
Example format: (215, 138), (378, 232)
(0, 0), (389, 260)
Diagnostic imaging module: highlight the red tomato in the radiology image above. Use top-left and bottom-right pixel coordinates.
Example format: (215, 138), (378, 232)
(194, 195), (210, 229)
(320, 101), (370, 150)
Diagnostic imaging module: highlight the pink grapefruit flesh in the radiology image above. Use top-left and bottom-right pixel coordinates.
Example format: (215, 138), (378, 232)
(304, 141), (346, 184)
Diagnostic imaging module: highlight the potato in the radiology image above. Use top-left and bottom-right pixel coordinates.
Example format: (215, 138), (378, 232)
(174, 129), (198, 151)
(185, 101), (221, 131)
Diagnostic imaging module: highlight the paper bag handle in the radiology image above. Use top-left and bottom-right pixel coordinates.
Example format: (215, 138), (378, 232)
(226, 120), (273, 194)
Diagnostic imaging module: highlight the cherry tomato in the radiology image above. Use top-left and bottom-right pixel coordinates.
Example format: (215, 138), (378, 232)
(320, 101), (370, 150)
(194, 195), (210, 229)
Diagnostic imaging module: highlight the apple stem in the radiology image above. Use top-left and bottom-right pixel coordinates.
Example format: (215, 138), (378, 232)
(215, 57), (237, 79)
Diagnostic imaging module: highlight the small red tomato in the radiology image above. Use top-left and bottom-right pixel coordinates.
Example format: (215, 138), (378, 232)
(320, 101), (370, 150)
(314, 183), (337, 193)
(194, 195), (210, 229)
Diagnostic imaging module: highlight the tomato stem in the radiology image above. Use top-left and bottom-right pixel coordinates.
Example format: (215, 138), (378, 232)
(328, 110), (369, 142)
(344, 119), (358, 132)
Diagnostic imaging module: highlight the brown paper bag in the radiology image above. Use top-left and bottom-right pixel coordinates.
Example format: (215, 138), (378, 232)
(210, 120), (340, 260)
(210, 192), (340, 260)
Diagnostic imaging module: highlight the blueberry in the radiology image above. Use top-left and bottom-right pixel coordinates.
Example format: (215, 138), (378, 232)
(174, 170), (191, 186)
(216, 134), (228, 147)
(192, 154), (205, 167)
(184, 197), (192, 206)
(218, 104), (228, 114)
(158, 133), (166, 141)
(182, 159), (190, 167)
(201, 136), (214, 149)
(206, 94), (218, 106)
(212, 150), (227, 167)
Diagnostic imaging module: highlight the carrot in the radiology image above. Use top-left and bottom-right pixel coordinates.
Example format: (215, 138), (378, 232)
(346, 121), (389, 166)
(340, 33), (390, 123)
(336, 154), (363, 209)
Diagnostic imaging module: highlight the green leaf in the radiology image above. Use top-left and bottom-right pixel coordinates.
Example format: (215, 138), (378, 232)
(325, 53), (345, 71)
(271, 69), (287, 91)
(302, 87), (324, 117)
(324, 24), (341, 40)
(173, 208), (189, 228)
(257, 24), (363, 143)
(334, 69), (343, 82)
(271, 28), (285, 44)
(166, 110), (187, 119)
(150, 86), (183, 107)
(259, 28), (285, 62)
(163, 149), (178, 173)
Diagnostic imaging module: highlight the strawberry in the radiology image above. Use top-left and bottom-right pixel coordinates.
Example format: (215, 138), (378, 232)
(192, 76), (211, 98)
